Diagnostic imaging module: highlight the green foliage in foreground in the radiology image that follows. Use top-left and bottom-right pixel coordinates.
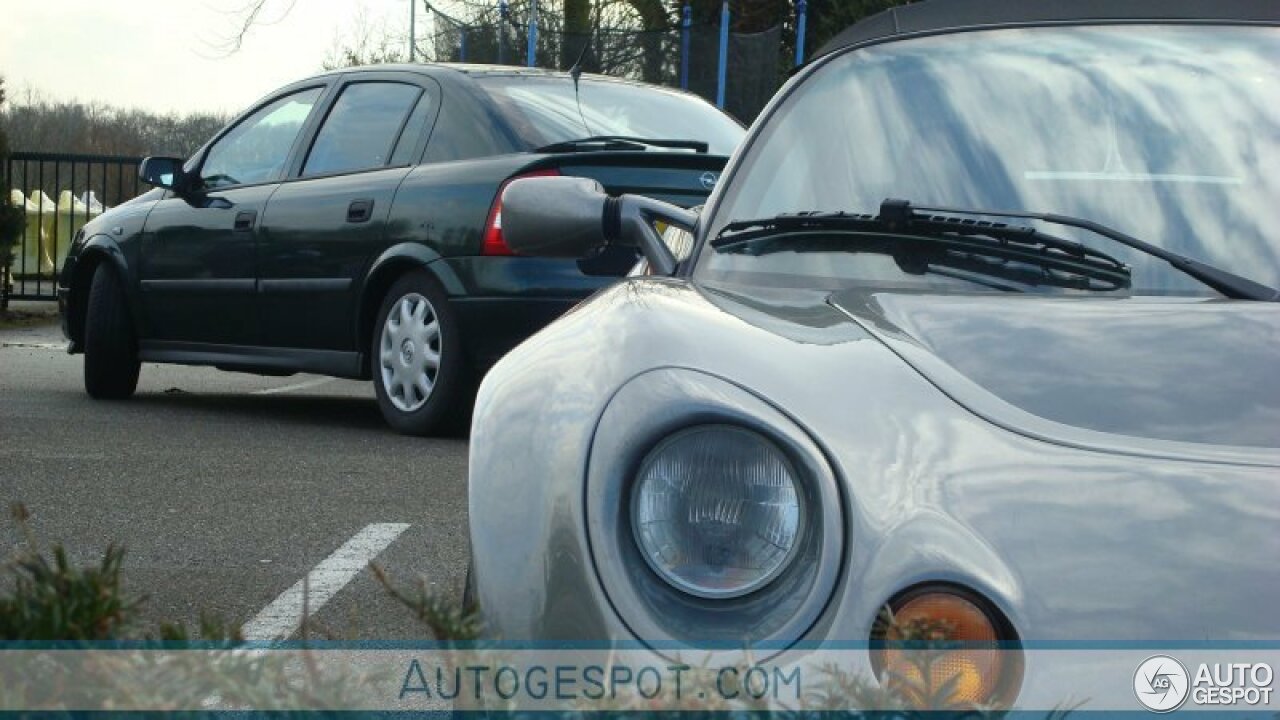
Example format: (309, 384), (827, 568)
(0, 504), (134, 641)
(0, 502), (1076, 715)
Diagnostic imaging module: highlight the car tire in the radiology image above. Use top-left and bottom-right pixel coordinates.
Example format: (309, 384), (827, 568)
(83, 263), (141, 400)
(372, 271), (466, 436)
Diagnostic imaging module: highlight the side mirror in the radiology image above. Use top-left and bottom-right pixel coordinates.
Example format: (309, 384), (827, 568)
(138, 156), (187, 193)
(501, 176), (611, 258)
(501, 175), (697, 276)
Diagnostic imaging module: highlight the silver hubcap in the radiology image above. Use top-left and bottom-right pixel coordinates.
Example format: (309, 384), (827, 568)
(379, 293), (441, 413)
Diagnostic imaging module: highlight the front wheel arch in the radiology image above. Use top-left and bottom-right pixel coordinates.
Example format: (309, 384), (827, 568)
(68, 241), (133, 349)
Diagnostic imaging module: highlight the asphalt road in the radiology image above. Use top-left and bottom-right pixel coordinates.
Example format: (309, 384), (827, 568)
(0, 312), (470, 640)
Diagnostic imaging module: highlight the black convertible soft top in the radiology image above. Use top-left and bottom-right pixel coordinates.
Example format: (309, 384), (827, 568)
(815, 0), (1280, 59)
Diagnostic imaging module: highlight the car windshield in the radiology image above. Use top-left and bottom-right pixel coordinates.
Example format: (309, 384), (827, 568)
(475, 75), (745, 156)
(700, 25), (1280, 297)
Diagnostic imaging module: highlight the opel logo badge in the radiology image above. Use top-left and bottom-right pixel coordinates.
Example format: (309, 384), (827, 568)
(699, 171), (719, 191)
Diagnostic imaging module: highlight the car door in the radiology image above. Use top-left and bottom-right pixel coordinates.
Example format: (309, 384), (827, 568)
(256, 74), (439, 351)
(139, 85), (326, 345)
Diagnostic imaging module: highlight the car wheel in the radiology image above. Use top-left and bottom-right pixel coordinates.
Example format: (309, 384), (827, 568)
(372, 271), (465, 436)
(83, 263), (141, 400)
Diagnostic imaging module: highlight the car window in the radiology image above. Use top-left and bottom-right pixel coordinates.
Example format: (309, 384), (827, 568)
(475, 76), (744, 156)
(201, 88), (322, 190)
(388, 90), (436, 166)
(422, 91), (508, 163)
(303, 82), (424, 177)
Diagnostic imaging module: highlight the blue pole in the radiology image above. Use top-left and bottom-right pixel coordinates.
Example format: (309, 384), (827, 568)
(460, 27), (467, 61)
(680, 4), (691, 90)
(498, 0), (508, 64)
(527, 0), (538, 67)
(716, 0), (729, 108)
(794, 0), (807, 66)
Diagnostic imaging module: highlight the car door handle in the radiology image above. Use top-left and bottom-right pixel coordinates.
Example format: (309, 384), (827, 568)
(347, 199), (374, 224)
(233, 210), (257, 232)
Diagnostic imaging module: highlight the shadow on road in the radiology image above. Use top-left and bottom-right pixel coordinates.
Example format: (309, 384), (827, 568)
(130, 392), (389, 432)
(127, 391), (473, 439)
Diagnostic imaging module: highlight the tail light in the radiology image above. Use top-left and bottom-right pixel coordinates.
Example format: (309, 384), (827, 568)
(482, 168), (562, 255)
(872, 585), (1022, 709)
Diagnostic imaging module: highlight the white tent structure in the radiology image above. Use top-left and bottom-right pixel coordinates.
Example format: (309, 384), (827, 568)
(26, 190), (58, 275)
(79, 190), (106, 214)
(9, 189), (51, 275)
(56, 190), (98, 268)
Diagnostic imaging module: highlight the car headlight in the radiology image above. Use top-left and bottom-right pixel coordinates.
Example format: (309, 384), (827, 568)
(631, 425), (804, 599)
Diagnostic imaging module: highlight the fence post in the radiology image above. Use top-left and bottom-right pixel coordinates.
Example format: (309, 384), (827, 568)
(527, 0), (538, 67)
(716, 0), (729, 108)
(680, 4), (691, 90)
(794, 0), (807, 66)
(498, 0), (509, 64)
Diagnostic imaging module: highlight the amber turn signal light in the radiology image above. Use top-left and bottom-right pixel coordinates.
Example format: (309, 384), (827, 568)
(873, 586), (1020, 709)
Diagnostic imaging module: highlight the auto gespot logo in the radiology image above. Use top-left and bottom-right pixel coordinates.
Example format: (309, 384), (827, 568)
(1135, 655), (1274, 712)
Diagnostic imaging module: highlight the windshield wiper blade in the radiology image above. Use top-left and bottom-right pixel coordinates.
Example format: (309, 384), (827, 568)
(713, 199), (1134, 293)
(715, 199), (1280, 301)
(906, 202), (1280, 301)
(535, 135), (709, 154)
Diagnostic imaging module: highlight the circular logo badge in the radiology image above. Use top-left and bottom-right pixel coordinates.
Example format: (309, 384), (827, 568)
(1134, 655), (1190, 713)
(699, 171), (719, 190)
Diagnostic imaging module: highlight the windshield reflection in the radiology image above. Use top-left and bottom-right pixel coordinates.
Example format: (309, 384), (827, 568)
(706, 25), (1280, 294)
(478, 77), (745, 156)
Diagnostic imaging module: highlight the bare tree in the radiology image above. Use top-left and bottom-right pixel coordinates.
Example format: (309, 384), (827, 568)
(0, 95), (228, 158)
(208, 0), (301, 56)
(322, 5), (410, 69)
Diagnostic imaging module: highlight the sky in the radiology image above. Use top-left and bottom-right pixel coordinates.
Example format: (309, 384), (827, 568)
(0, 0), (417, 115)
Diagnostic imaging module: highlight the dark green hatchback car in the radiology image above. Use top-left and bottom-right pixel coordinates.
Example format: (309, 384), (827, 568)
(58, 64), (744, 434)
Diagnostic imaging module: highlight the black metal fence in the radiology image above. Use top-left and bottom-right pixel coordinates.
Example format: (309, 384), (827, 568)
(2, 152), (143, 302)
(422, 1), (800, 123)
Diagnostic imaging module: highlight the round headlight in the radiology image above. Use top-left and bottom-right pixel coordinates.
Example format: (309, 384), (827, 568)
(631, 425), (804, 599)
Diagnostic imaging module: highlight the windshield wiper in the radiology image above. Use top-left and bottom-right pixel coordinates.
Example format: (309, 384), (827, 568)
(535, 135), (709, 154)
(714, 199), (1280, 300)
(909, 201), (1280, 301)
(713, 199), (1133, 293)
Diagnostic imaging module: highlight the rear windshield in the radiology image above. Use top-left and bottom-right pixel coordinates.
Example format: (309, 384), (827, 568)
(475, 75), (744, 156)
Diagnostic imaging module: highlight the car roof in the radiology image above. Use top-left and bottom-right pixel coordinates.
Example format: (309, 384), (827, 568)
(306, 62), (723, 107)
(815, 0), (1280, 59)
(316, 62), (646, 85)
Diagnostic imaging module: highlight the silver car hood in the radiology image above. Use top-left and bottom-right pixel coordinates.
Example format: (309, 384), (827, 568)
(828, 290), (1280, 450)
(471, 278), (1280, 653)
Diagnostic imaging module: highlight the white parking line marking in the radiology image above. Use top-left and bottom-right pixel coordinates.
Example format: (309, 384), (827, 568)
(241, 523), (411, 641)
(1, 342), (67, 350)
(250, 377), (334, 395)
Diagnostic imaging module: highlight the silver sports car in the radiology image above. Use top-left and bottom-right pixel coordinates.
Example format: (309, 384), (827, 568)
(467, 0), (1279, 711)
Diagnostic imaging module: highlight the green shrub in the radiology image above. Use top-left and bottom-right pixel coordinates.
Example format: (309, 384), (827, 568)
(0, 504), (136, 641)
